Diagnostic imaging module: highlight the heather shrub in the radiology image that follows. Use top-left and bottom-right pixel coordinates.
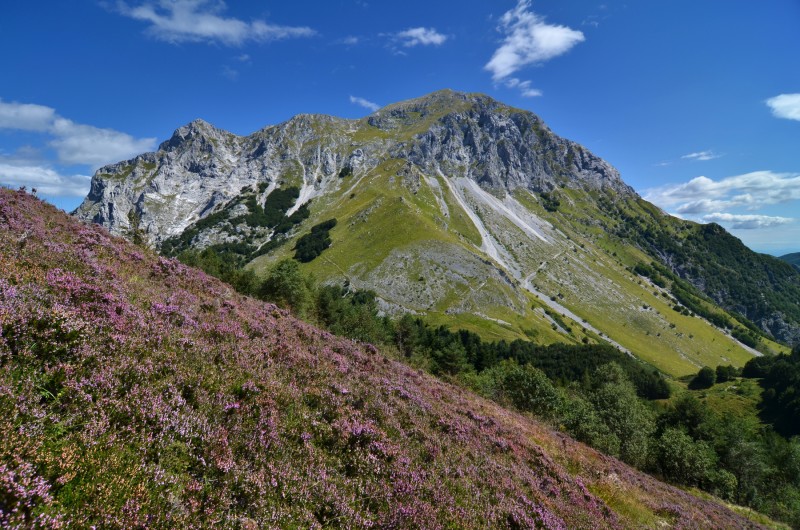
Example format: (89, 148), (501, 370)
(1, 189), (791, 528)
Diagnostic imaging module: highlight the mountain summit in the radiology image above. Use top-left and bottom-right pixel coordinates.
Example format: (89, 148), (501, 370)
(76, 90), (632, 246)
(75, 90), (800, 368)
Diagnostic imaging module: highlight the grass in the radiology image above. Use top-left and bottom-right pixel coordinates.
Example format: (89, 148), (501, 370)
(691, 377), (763, 422)
(248, 164), (761, 379)
(686, 488), (792, 529)
(240, 96), (775, 383)
(587, 480), (663, 528)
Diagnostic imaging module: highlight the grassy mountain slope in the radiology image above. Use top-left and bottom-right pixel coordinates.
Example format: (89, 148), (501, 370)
(248, 159), (780, 377)
(75, 90), (797, 378)
(0, 188), (773, 528)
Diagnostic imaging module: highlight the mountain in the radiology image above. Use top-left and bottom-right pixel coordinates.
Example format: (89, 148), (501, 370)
(2, 187), (775, 528)
(781, 252), (800, 269)
(75, 90), (799, 376)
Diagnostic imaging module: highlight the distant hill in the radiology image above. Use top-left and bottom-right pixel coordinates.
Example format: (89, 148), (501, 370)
(1, 187), (769, 528)
(781, 252), (800, 269)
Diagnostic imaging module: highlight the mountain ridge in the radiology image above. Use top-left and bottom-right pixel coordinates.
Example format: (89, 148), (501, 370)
(75, 90), (633, 246)
(74, 90), (799, 360)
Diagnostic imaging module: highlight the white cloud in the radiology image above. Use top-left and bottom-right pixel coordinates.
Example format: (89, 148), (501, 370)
(349, 95), (380, 112)
(49, 119), (156, 168)
(0, 100), (156, 169)
(681, 150), (721, 161)
(394, 27), (447, 47)
(0, 99), (56, 131)
(0, 100), (157, 170)
(0, 163), (90, 197)
(485, 0), (584, 82)
(702, 212), (793, 230)
(505, 77), (542, 97)
(118, 0), (314, 46)
(0, 99), (157, 196)
(766, 93), (800, 121)
(342, 36), (360, 46)
(0, 146), (45, 166)
(221, 65), (239, 81)
(675, 199), (732, 214)
(645, 171), (800, 212)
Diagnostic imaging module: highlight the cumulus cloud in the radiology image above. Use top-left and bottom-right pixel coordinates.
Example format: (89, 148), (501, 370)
(702, 212), (793, 230)
(0, 163), (90, 197)
(49, 118), (156, 168)
(0, 99), (56, 131)
(349, 96), (380, 112)
(118, 0), (314, 45)
(0, 100), (156, 169)
(645, 171), (800, 213)
(485, 0), (584, 82)
(395, 27), (447, 47)
(766, 93), (800, 121)
(681, 150), (721, 161)
(0, 100), (156, 197)
(675, 199), (732, 215)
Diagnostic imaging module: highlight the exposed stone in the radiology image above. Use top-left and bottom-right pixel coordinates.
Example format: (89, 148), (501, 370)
(74, 90), (634, 247)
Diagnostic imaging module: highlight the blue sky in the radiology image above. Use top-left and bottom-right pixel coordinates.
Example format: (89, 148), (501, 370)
(1, 1), (798, 255)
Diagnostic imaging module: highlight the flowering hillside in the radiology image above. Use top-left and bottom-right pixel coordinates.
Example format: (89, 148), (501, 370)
(0, 188), (766, 528)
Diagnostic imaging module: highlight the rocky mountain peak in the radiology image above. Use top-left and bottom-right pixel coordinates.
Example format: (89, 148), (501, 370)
(373, 91), (634, 197)
(76, 90), (636, 247)
(366, 89), (507, 131)
(158, 118), (229, 152)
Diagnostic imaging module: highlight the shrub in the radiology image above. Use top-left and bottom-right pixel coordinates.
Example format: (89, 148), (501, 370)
(689, 367), (716, 390)
(258, 259), (315, 317)
(294, 219), (337, 263)
(482, 360), (562, 419)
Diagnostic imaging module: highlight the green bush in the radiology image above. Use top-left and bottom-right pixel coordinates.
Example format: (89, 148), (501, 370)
(656, 427), (716, 487)
(258, 259), (315, 317)
(481, 360), (562, 419)
(689, 366), (716, 390)
(294, 219), (337, 262)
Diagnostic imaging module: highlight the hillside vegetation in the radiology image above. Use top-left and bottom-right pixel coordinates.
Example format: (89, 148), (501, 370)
(781, 252), (800, 270)
(0, 189), (778, 527)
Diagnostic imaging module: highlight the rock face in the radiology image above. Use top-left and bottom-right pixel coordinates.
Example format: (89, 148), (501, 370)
(75, 115), (352, 246)
(394, 92), (631, 196)
(74, 90), (634, 247)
